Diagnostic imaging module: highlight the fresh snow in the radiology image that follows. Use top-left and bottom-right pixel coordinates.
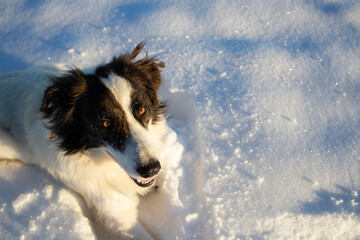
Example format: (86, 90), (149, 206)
(1, 0), (360, 239)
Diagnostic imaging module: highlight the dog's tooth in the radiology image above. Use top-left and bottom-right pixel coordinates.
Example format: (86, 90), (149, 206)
(134, 177), (153, 186)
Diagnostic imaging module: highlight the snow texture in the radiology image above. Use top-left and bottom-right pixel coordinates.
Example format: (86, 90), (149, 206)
(0, 0), (360, 239)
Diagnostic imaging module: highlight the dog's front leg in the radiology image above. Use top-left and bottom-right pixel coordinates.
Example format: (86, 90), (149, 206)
(88, 190), (156, 240)
(52, 162), (154, 239)
(126, 221), (156, 240)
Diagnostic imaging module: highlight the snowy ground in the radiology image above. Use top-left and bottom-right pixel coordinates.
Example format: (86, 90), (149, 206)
(1, 0), (360, 239)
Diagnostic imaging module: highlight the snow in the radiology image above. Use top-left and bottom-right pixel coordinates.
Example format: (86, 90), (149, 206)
(1, 0), (360, 239)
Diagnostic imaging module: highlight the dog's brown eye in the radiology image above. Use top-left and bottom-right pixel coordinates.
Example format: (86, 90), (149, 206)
(139, 107), (146, 116)
(103, 120), (111, 128)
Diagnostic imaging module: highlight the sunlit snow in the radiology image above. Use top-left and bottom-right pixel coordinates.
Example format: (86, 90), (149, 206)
(1, 0), (360, 239)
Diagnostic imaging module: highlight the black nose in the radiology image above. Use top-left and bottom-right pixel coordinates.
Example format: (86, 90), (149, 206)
(136, 160), (161, 178)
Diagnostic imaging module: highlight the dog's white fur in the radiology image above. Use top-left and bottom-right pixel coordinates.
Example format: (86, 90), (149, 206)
(0, 65), (169, 239)
(103, 74), (166, 181)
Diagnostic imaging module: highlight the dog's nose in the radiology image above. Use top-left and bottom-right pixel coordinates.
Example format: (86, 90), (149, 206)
(136, 160), (161, 178)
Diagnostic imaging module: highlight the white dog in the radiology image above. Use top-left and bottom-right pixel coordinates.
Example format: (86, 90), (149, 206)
(0, 42), (171, 239)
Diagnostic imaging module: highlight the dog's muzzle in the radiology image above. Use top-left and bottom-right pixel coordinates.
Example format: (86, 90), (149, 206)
(132, 159), (161, 187)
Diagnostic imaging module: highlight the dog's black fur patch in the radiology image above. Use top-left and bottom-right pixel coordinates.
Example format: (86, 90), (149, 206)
(96, 42), (166, 124)
(40, 42), (165, 155)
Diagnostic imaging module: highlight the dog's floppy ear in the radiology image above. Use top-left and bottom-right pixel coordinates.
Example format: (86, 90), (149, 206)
(41, 68), (86, 118)
(41, 68), (87, 154)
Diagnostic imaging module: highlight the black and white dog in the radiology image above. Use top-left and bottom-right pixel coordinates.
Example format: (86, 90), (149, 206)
(0, 43), (171, 239)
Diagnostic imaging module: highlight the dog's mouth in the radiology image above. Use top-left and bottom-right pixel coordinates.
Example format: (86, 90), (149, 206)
(104, 148), (157, 188)
(131, 177), (155, 187)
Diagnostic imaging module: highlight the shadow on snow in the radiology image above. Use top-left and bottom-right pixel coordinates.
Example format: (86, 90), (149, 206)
(301, 183), (360, 215)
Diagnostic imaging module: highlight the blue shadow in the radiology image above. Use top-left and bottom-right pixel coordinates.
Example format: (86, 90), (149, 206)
(301, 184), (360, 215)
(220, 39), (259, 55)
(0, 51), (29, 73)
(310, 0), (345, 16)
(115, 2), (158, 22)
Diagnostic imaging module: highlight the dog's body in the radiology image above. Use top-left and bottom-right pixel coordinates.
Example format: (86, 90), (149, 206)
(0, 43), (170, 239)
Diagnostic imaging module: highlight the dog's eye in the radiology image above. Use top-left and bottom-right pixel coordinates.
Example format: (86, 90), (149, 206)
(103, 120), (111, 128)
(139, 107), (146, 116)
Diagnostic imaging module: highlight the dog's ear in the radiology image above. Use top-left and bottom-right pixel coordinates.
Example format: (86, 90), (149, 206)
(131, 42), (165, 92)
(105, 42), (165, 93)
(41, 69), (87, 154)
(41, 68), (86, 118)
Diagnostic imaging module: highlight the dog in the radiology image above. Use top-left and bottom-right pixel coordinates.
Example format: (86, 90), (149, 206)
(0, 42), (170, 239)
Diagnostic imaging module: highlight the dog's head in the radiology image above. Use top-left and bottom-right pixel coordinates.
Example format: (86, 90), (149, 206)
(40, 42), (166, 187)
